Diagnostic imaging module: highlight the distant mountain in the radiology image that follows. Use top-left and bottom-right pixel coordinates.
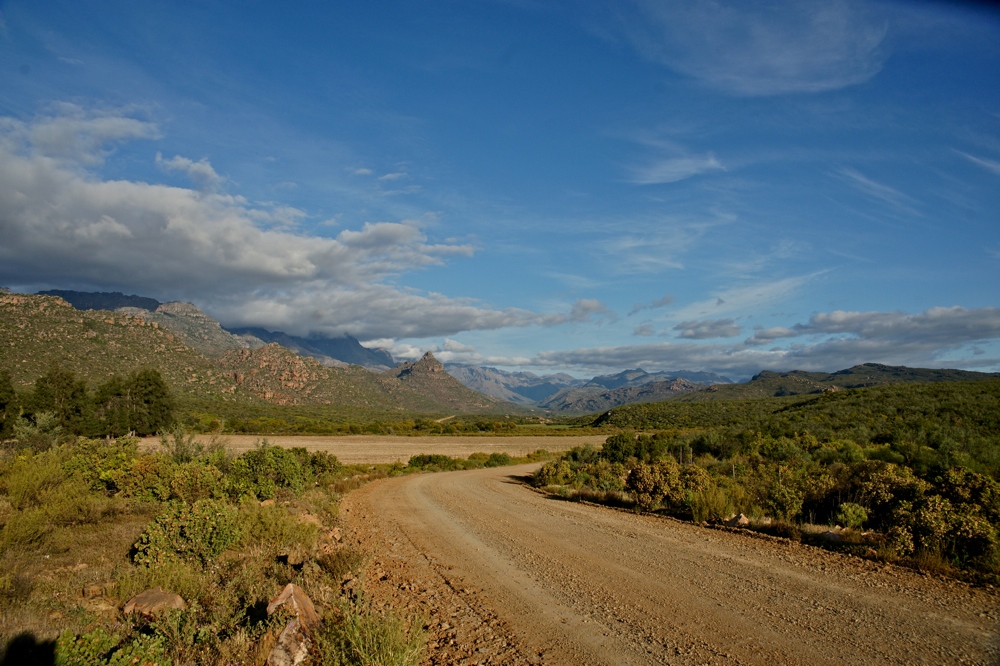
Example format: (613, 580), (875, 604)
(445, 364), (731, 410)
(38, 289), (160, 312)
(671, 363), (1000, 402)
(444, 364), (584, 405)
(537, 378), (702, 414)
(226, 327), (394, 370)
(586, 368), (733, 390)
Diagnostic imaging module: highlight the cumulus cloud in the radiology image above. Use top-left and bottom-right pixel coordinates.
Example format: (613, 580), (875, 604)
(0, 106), (566, 340)
(623, 0), (887, 95)
(633, 324), (655, 337)
(745, 326), (798, 346)
(673, 318), (741, 339)
(156, 152), (225, 191)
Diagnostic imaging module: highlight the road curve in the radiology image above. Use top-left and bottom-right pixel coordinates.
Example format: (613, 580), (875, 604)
(342, 463), (999, 665)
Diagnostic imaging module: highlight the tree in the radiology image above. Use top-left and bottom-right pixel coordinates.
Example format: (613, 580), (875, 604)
(94, 369), (175, 436)
(0, 371), (18, 439)
(27, 365), (92, 434)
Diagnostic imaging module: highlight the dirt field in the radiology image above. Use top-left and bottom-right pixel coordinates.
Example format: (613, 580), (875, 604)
(145, 434), (601, 464)
(343, 463), (1000, 665)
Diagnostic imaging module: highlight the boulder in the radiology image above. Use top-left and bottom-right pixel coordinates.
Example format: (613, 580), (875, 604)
(123, 588), (186, 618)
(267, 619), (310, 666)
(725, 513), (751, 527)
(267, 583), (320, 631)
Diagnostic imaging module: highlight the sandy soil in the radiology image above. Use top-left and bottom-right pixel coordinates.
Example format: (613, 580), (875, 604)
(342, 463), (1000, 665)
(143, 434), (600, 465)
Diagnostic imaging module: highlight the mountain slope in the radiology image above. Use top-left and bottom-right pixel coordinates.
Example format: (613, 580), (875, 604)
(392, 354), (500, 412)
(120, 302), (259, 358)
(537, 378), (702, 413)
(227, 326), (394, 369)
(444, 365), (583, 405)
(0, 293), (239, 399)
(671, 363), (1000, 402)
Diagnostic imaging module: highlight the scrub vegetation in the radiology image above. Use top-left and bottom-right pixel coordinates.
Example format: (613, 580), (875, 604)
(536, 380), (1000, 582)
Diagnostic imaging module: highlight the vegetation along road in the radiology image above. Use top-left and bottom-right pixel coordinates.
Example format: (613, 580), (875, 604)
(344, 463), (998, 665)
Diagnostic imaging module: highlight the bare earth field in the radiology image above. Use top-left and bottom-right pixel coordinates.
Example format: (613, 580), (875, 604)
(342, 463), (1000, 666)
(145, 434), (599, 464)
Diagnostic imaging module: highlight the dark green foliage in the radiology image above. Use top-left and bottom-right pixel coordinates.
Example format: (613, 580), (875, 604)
(407, 454), (461, 471)
(601, 431), (672, 464)
(226, 440), (307, 499)
(0, 371), (18, 439)
(94, 369), (175, 436)
(484, 452), (514, 467)
(132, 499), (241, 566)
(26, 365), (92, 435)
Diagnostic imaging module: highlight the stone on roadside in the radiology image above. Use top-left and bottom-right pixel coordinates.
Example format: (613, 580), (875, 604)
(267, 583), (320, 631)
(725, 513), (751, 527)
(123, 588), (186, 618)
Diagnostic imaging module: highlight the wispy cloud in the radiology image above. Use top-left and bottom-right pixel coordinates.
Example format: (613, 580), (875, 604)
(838, 167), (920, 215)
(629, 153), (724, 184)
(523, 305), (1000, 378)
(629, 293), (674, 316)
(669, 272), (825, 322)
(956, 150), (1000, 176)
(622, 0), (888, 96)
(673, 318), (741, 340)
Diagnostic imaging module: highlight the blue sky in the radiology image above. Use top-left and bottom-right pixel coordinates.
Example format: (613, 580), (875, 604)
(1, 0), (999, 380)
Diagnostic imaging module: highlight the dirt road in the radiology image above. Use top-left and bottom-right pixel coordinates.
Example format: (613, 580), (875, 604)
(343, 463), (999, 665)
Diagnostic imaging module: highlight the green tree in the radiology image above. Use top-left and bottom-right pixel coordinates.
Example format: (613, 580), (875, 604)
(27, 365), (92, 434)
(94, 368), (175, 436)
(0, 371), (18, 439)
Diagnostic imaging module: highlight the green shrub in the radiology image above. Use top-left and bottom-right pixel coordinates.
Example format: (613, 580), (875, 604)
(407, 454), (459, 471)
(625, 459), (681, 512)
(689, 486), (732, 522)
(484, 453), (513, 468)
(169, 462), (224, 503)
(133, 499), (241, 566)
(766, 483), (803, 521)
(55, 628), (168, 666)
(835, 502), (868, 529)
(227, 441), (307, 499)
(236, 499), (317, 553)
(534, 460), (573, 486)
(117, 453), (176, 502)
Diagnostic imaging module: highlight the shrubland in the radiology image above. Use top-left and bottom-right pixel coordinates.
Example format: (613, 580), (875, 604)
(537, 380), (1000, 583)
(0, 428), (430, 664)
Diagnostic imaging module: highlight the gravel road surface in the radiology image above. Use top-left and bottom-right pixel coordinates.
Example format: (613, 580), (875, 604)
(343, 463), (999, 665)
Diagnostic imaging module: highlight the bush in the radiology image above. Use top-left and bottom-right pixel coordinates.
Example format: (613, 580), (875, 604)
(133, 499), (241, 566)
(407, 454), (458, 471)
(227, 442), (307, 499)
(625, 459), (681, 512)
(835, 502), (868, 529)
(484, 453), (513, 468)
(315, 599), (424, 666)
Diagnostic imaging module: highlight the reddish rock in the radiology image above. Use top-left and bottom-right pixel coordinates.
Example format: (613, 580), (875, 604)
(123, 587), (186, 618)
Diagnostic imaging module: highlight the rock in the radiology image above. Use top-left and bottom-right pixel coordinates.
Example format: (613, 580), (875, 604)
(123, 588), (186, 618)
(267, 583), (320, 632)
(725, 513), (751, 527)
(267, 619), (310, 666)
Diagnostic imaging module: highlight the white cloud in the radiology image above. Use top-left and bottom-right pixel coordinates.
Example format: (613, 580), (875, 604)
(156, 152), (225, 191)
(624, 0), (888, 96)
(351, 167), (374, 176)
(629, 153), (724, 184)
(0, 106), (568, 340)
(673, 318), (741, 340)
(670, 273), (823, 322)
(633, 324), (655, 337)
(838, 167), (920, 215)
(521, 305), (1000, 378)
(378, 171), (407, 181)
(956, 151), (1000, 176)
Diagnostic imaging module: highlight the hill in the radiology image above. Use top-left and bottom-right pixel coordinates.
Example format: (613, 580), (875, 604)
(669, 363), (1000, 402)
(0, 293), (507, 415)
(444, 365), (582, 405)
(391, 353), (501, 412)
(0, 292), (240, 399)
